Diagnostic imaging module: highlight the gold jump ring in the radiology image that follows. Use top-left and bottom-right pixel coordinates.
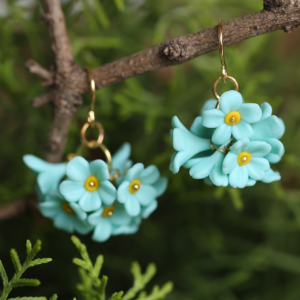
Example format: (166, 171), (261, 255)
(81, 121), (104, 148)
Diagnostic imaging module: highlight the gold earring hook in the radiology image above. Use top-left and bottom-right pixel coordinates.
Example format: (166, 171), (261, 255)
(218, 20), (227, 83)
(86, 68), (96, 123)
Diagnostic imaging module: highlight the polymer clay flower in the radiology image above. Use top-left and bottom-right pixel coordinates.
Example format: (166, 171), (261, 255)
(117, 163), (161, 216)
(59, 157), (117, 212)
(23, 155), (66, 196)
(170, 116), (212, 174)
(184, 142), (230, 187)
(223, 138), (271, 188)
(38, 190), (92, 234)
(111, 142), (132, 186)
(87, 203), (140, 242)
(250, 102), (285, 163)
(202, 90), (262, 145)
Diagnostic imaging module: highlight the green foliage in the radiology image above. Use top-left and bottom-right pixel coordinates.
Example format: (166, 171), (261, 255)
(72, 236), (172, 300)
(0, 240), (54, 300)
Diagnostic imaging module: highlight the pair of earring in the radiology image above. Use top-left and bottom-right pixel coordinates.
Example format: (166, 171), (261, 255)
(170, 21), (285, 188)
(24, 69), (167, 242)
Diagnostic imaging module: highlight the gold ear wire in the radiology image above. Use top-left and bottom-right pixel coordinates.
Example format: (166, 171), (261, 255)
(212, 20), (239, 103)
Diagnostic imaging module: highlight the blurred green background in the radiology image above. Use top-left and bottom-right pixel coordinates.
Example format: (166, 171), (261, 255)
(1, 0), (300, 299)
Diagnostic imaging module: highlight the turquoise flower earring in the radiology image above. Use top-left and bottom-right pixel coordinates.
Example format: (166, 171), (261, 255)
(170, 21), (285, 188)
(24, 69), (167, 242)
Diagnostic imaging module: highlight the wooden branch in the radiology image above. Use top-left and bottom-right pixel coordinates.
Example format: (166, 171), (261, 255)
(26, 59), (55, 86)
(0, 196), (37, 221)
(32, 91), (55, 107)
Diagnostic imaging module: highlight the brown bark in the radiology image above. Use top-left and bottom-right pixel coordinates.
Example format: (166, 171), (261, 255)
(1, 0), (299, 221)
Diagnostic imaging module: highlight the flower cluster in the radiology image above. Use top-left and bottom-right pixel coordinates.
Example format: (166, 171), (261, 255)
(23, 143), (167, 242)
(170, 90), (285, 188)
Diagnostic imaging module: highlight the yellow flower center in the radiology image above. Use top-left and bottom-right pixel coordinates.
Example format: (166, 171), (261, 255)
(224, 111), (241, 125)
(84, 175), (100, 192)
(102, 204), (116, 218)
(129, 179), (141, 194)
(238, 151), (251, 165)
(62, 202), (76, 215)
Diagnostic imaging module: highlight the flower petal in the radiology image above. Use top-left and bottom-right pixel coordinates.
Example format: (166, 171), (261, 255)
(87, 208), (104, 226)
(110, 206), (132, 225)
(190, 116), (214, 139)
(200, 99), (218, 115)
(172, 116), (189, 132)
(113, 224), (140, 235)
(202, 109), (225, 128)
(125, 163), (144, 181)
(152, 177), (168, 197)
(136, 185), (157, 206)
(230, 138), (250, 155)
(53, 213), (74, 233)
(117, 181), (130, 203)
(262, 169), (281, 183)
(37, 164), (66, 194)
(251, 116), (284, 139)
(66, 157), (90, 181)
(249, 157), (270, 172)
(92, 219), (113, 242)
(189, 152), (218, 179)
(261, 102), (272, 120)
(219, 90), (243, 114)
(232, 121), (254, 140)
(248, 141), (271, 157)
(222, 152), (238, 174)
(247, 178), (257, 186)
(69, 203), (87, 221)
(209, 152), (228, 187)
(89, 160), (110, 180)
(139, 165), (160, 185)
(79, 191), (101, 212)
(112, 142), (131, 173)
(98, 181), (117, 205)
(238, 103), (262, 123)
(38, 201), (61, 218)
(23, 155), (58, 173)
(124, 195), (141, 216)
(141, 200), (158, 219)
(211, 123), (232, 145)
(229, 166), (248, 188)
(246, 162), (267, 180)
(73, 220), (93, 234)
(59, 180), (85, 202)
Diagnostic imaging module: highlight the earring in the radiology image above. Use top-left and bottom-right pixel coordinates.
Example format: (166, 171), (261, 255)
(170, 21), (285, 189)
(24, 68), (168, 242)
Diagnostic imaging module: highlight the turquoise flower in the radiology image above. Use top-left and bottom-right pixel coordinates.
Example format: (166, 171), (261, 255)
(184, 142), (230, 187)
(23, 155), (66, 196)
(117, 163), (165, 216)
(87, 203), (140, 242)
(202, 91), (262, 145)
(111, 142), (132, 186)
(223, 138), (271, 188)
(59, 157), (117, 212)
(250, 102), (285, 163)
(38, 190), (92, 234)
(170, 116), (212, 173)
(200, 99), (218, 115)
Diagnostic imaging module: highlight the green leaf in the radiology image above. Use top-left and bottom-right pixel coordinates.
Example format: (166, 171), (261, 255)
(29, 259), (52, 267)
(26, 241), (32, 255)
(11, 279), (41, 288)
(98, 275), (108, 296)
(108, 291), (123, 300)
(93, 255), (103, 277)
(73, 258), (89, 270)
(114, 0), (125, 11)
(27, 241), (42, 261)
(7, 297), (47, 300)
(49, 295), (58, 300)
(10, 249), (22, 273)
(228, 189), (244, 211)
(91, 0), (110, 28)
(0, 261), (9, 287)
